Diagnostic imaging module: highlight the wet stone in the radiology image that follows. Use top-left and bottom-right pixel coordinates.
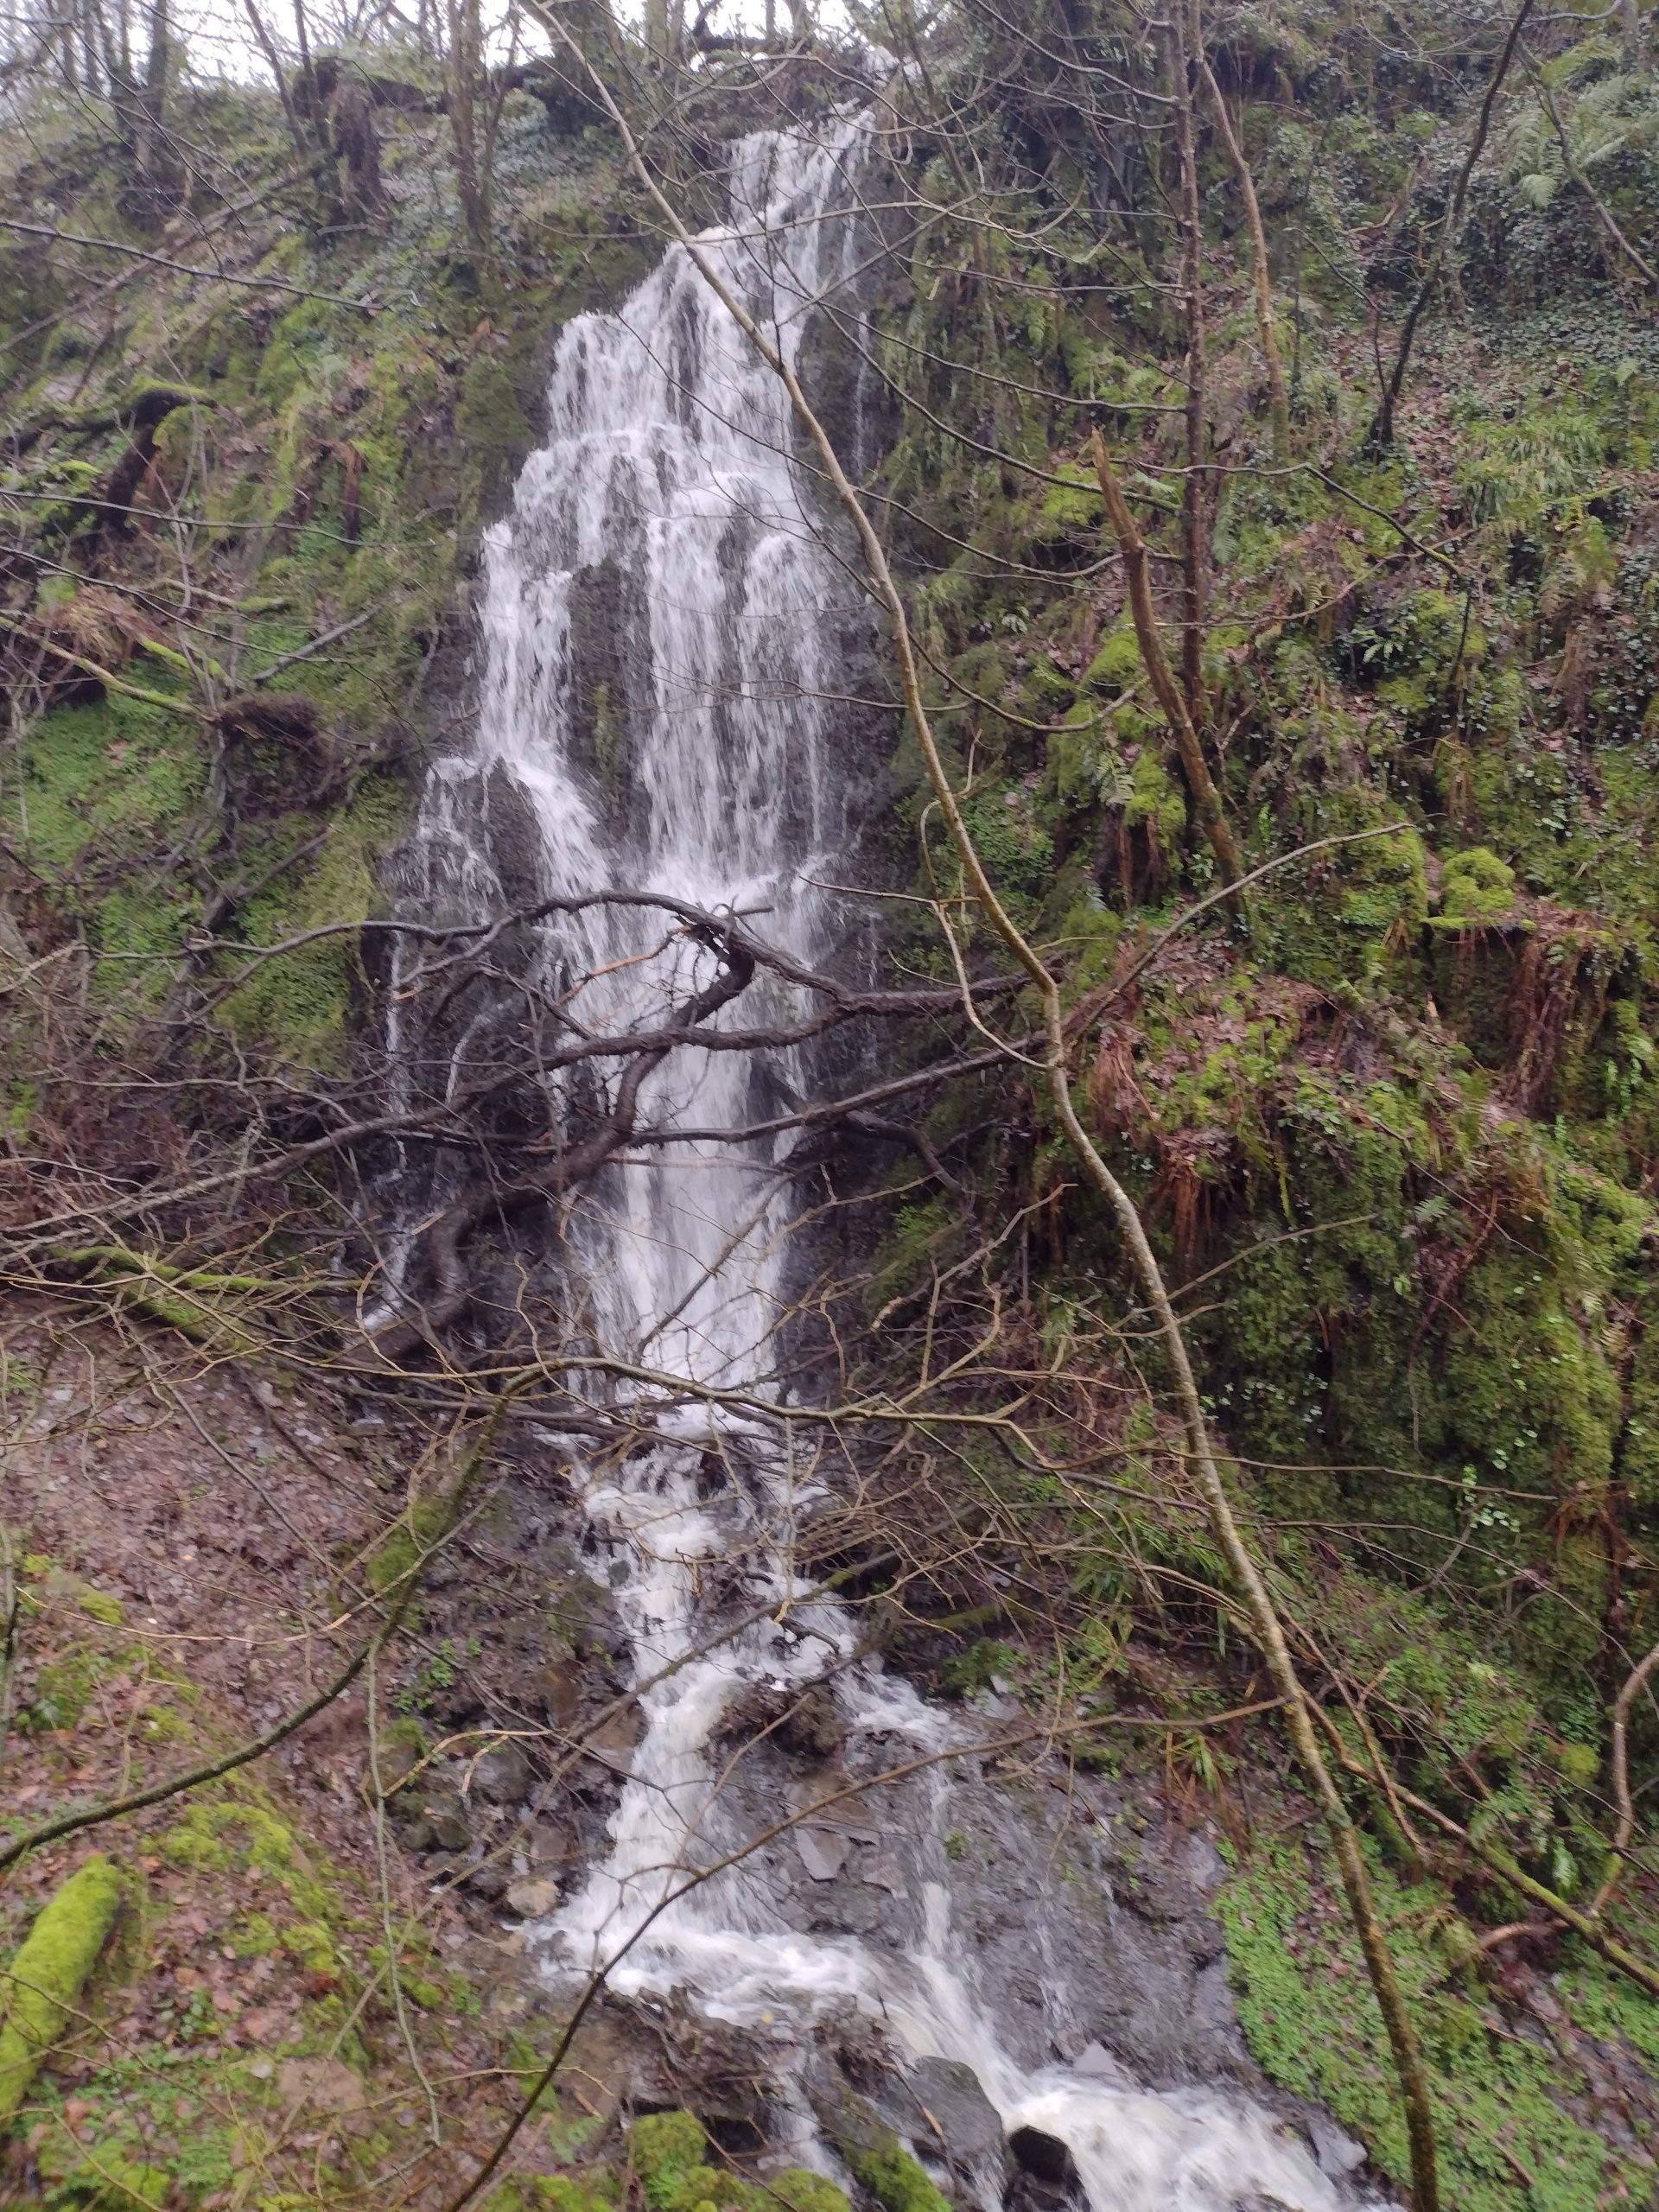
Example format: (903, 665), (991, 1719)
(1009, 2126), (1078, 2196)
(419, 1790), (472, 1853)
(796, 1826), (849, 1882)
(584, 1702), (644, 1769)
(377, 1733), (424, 1795)
(906, 2056), (1006, 2170)
(861, 1850), (907, 1894)
(505, 1874), (563, 1918)
(805, 1885), (885, 1936)
(1069, 2040), (1128, 2087)
(524, 1820), (575, 1870)
(473, 1742), (531, 1804)
(1182, 1828), (1228, 1895)
(1307, 2113), (1368, 2179)
(533, 1661), (582, 1729)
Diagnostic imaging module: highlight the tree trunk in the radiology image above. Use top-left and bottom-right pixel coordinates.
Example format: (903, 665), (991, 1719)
(446, 0), (488, 249)
(132, 0), (169, 193)
(1198, 54), (1291, 462)
(1171, 0), (1209, 725)
(1091, 432), (1243, 898)
(1370, 0), (1535, 450)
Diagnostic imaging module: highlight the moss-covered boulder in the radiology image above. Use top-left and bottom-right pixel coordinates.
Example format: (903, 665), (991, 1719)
(820, 2090), (954, 2212)
(627, 2112), (853, 2212)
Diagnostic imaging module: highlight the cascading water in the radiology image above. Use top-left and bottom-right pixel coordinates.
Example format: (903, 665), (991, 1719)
(401, 111), (1374, 2212)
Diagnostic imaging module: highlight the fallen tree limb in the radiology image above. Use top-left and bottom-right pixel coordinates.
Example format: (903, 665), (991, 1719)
(0, 613), (211, 721)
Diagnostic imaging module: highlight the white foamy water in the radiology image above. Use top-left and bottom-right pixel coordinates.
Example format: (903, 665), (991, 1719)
(404, 111), (1357, 2212)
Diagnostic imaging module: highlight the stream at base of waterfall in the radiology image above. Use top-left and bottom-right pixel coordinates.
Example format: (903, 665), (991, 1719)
(402, 107), (1381, 2212)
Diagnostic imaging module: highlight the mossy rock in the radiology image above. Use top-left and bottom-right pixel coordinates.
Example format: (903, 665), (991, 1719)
(1082, 623), (1141, 694)
(768, 2170), (854, 2212)
(457, 353), (538, 518)
(1037, 461), (1101, 535)
(1437, 845), (1518, 925)
(823, 2092), (953, 2212)
(625, 2113), (809, 2212)
(840, 2141), (951, 2212)
(630, 2113), (714, 2207)
(1264, 817), (1427, 989)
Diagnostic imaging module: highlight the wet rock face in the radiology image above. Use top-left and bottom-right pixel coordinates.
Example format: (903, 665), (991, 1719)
(890, 2057), (1008, 2179)
(933, 1764), (1247, 2087)
(474, 1741), (532, 1803)
(369, 1440), (1363, 2205)
(561, 553), (647, 846)
(374, 1472), (639, 1912)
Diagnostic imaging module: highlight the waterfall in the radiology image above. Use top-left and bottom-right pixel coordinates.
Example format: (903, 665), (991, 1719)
(401, 112), (1369, 2212)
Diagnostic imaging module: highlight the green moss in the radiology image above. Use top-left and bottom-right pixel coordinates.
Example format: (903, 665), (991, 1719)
(230, 1911), (281, 1960)
(6, 694), (206, 875)
(840, 2141), (952, 2212)
(457, 353), (537, 518)
(1082, 623), (1142, 693)
(1122, 749), (1185, 862)
(630, 2113), (709, 2181)
(156, 1797), (340, 1929)
(367, 1494), (451, 1605)
(817, 2089), (954, 2212)
(1216, 1829), (1659, 2212)
(1037, 462), (1101, 534)
(21, 1649), (109, 1734)
(532, 2167), (619, 2202)
(766, 2172), (851, 2212)
(49, 2151), (173, 2208)
(0, 1857), (124, 2121)
(630, 2114), (734, 2212)
(224, 773), (407, 1068)
(1256, 814), (1428, 988)
(1438, 846), (1518, 924)
(281, 1919), (340, 1979)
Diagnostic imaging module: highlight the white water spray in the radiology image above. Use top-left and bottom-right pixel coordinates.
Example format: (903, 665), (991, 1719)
(410, 112), (1361, 2212)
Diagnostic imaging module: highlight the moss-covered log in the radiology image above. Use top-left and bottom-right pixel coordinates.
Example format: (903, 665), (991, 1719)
(0, 1855), (124, 2122)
